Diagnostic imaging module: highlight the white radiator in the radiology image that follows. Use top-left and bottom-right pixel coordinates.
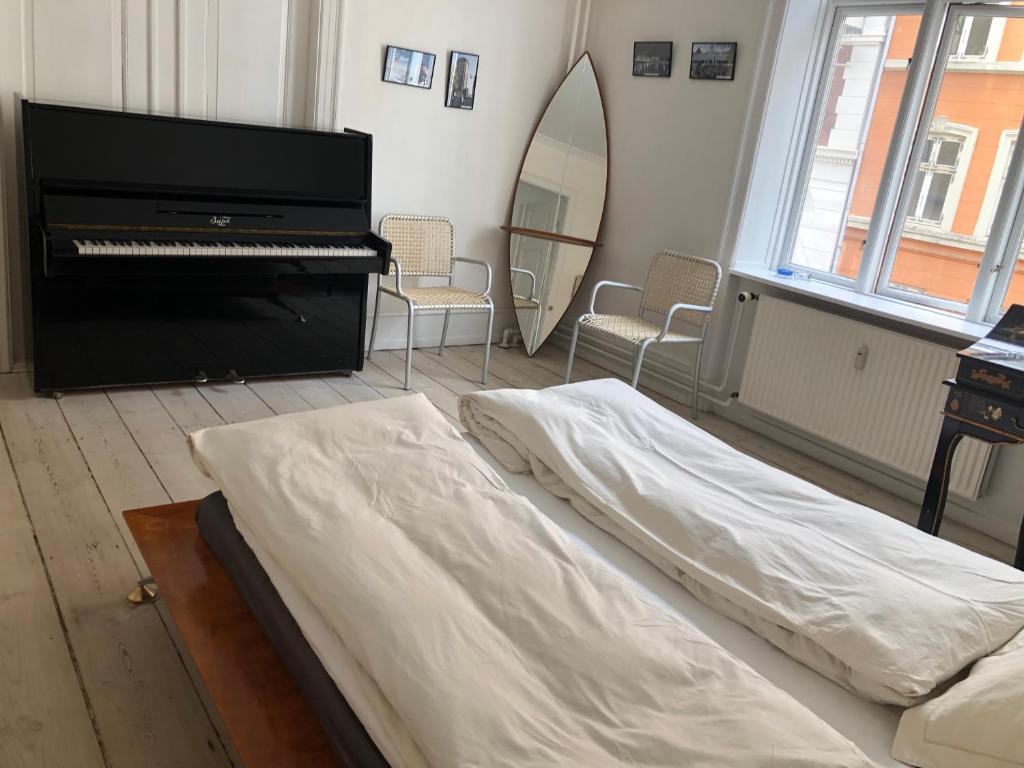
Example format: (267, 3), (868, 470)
(739, 297), (990, 499)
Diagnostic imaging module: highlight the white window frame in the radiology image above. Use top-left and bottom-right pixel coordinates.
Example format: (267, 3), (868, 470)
(975, 128), (1017, 238)
(948, 14), (1005, 61)
(778, 3), (904, 286)
(775, 0), (1024, 324)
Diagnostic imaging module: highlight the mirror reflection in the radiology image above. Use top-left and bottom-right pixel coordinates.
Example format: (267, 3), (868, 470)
(508, 53), (607, 355)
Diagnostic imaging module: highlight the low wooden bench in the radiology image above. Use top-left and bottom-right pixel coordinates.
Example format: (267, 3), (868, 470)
(124, 501), (341, 768)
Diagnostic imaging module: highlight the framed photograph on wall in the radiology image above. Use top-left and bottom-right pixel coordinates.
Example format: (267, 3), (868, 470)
(632, 41), (673, 77)
(689, 42), (737, 81)
(382, 45), (436, 89)
(446, 51), (480, 109)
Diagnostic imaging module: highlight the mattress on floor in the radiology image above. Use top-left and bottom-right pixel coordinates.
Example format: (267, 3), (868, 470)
(195, 491), (391, 768)
(196, 432), (907, 768)
(189, 394), (877, 767)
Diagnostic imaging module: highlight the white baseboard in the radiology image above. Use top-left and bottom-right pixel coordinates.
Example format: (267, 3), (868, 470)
(367, 308), (515, 351)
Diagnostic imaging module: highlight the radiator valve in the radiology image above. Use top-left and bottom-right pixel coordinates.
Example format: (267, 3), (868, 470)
(854, 345), (869, 370)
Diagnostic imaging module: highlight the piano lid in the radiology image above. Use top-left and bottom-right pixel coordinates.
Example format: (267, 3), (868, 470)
(20, 99), (373, 217)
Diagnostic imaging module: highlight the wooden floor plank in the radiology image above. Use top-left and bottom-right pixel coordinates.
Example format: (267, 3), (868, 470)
(394, 348), (486, 396)
(285, 378), (350, 410)
(58, 390), (170, 563)
(369, 353), (461, 422)
(152, 385), (225, 434)
(0, 420), (106, 768)
(245, 379), (313, 416)
(198, 382), (275, 424)
(0, 374), (232, 768)
(448, 348), (544, 391)
(320, 373), (382, 404)
(407, 346), (514, 391)
(105, 389), (217, 503)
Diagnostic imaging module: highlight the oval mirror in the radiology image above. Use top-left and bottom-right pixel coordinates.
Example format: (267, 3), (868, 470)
(503, 52), (608, 355)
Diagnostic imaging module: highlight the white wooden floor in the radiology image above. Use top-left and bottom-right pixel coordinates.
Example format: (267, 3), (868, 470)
(0, 343), (1013, 767)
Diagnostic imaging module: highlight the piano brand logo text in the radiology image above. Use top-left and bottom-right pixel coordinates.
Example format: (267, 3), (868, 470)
(210, 215), (231, 227)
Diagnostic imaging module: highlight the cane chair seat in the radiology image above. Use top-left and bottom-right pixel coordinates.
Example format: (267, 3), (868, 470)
(565, 249), (722, 418)
(577, 313), (702, 345)
(514, 296), (541, 310)
(382, 285), (489, 309)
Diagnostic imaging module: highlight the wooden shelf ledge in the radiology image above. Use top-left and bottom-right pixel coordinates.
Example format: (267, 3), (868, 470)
(500, 225), (602, 248)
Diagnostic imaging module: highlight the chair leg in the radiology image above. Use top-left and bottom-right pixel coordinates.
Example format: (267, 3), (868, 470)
(565, 321), (583, 384)
(403, 303), (415, 390)
(692, 341), (704, 420)
(367, 276), (382, 360)
(631, 340), (652, 389)
(439, 309), (451, 356)
(481, 301), (494, 385)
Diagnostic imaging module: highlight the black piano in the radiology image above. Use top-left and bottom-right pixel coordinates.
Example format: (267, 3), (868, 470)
(18, 99), (391, 394)
(919, 304), (1024, 569)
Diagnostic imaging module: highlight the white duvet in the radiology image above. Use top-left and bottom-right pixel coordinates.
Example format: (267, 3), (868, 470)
(190, 393), (874, 767)
(459, 379), (1024, 706)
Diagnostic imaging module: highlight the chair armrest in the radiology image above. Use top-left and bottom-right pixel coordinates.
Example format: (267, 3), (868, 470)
(658, 302), (715, 340)
(588, 280), (643, 314)
(453, 257), (493, 295)
(510, 267), (537, 300)
(386, 257), (406, 297)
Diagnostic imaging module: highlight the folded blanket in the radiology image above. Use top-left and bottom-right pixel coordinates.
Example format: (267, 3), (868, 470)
(459, 379), (1024, 706)
(190, 393), (873, 767)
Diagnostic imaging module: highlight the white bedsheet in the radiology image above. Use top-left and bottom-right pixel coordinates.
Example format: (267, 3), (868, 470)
(237, 435), (908, 768)
(459, 379), (1024, 706)
(190, 393), (875, 767)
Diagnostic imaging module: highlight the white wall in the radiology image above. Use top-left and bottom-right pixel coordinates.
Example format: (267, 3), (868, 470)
(0, 0), (581, 368)
(332, 0), (579, 348)
(555, 0), (778, 382)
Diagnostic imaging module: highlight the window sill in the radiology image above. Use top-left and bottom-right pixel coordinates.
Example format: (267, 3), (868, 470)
(730, 265), (992, 343)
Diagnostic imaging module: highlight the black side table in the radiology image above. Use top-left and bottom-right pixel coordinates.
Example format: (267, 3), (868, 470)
(918, 381), (1024, 570)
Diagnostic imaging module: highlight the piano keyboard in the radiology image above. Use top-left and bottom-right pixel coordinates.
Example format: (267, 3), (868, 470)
(72, 238), (377, 258)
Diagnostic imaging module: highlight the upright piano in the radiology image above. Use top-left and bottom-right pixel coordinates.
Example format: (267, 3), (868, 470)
(18, 99), (391, 394)
(919, 304), (1024, 569)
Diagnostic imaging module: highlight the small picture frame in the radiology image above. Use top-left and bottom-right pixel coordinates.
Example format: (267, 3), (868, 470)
(446, 51), (480, 109)
(690, 42), (737, 81)
(382, 45), (436, 89)
(632, 41), (673, 77)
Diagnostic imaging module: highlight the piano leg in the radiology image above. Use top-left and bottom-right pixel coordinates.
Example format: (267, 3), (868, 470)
(367, 276), (382, 361)
(918, 416), (964, 536)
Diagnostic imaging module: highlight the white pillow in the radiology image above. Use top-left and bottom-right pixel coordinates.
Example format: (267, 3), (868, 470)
(892, 631), (1024, 768)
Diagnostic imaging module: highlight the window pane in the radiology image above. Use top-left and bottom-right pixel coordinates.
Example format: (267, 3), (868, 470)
(790, 14), (922, 278)
(965, 17), (992, 56)
(936, 140), (960, 166)
(922, 172), (952, 221)
(1003, 256), (1024, 311)
(885, 14), (1024, 307)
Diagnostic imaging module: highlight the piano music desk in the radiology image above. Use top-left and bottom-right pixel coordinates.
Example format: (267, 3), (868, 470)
(123, 501), (342, 768)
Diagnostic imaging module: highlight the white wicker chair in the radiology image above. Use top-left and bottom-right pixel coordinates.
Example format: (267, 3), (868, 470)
(368, 214), (494, 389)
(565, 250), (722, 418)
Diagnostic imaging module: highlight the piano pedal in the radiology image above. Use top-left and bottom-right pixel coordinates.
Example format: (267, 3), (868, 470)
(50, 391), (64, 400)
(228, 369), (246, 385)
(194, 371), (209, 384)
